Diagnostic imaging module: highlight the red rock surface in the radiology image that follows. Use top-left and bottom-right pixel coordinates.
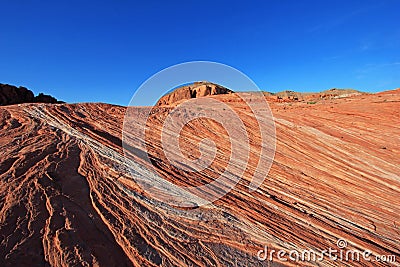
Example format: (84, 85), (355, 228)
(265, 88), (365, 102)
(156, 81), (233, 106)
(0, 89), (399, 266)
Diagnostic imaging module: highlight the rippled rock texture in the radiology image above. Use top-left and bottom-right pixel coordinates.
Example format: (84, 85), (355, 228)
(0, 89), (399, 266)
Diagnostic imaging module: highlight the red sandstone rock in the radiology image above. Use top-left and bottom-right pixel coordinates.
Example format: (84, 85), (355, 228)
(156, 81), (233, 106)
(0, 88), (399, 266)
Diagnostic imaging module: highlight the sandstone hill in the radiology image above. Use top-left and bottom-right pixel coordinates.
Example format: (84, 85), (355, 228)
(156, 81), (233, 106)
(0, 87), (399, 266)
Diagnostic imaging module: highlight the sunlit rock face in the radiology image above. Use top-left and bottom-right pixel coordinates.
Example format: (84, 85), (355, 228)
(0, 88), (399, 266)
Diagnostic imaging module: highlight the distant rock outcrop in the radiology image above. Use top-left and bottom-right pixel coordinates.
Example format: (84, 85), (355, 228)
(0, 84), (34, 105)
(156, 81), (233, 106)
(0, 83), (62, 105)
(33, 92), (59, 104)
(265, 88), (364, 102)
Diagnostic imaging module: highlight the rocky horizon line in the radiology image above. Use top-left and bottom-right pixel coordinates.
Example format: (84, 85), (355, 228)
(1, 81), (399, 107)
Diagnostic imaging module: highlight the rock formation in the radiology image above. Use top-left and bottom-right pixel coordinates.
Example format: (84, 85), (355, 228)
(156, 81), (233, 106)
(265, 88), (364, 102)
(0, 87), (399, 266)
(0, 83), (61, 105)
(0, 84), (34, 105)
(33, 92), (59, 104)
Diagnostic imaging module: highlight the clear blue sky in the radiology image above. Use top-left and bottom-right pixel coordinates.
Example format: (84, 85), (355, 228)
(1, 0), (399, 105)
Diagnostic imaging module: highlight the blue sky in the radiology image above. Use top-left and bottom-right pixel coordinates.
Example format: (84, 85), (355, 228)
(1, 0), (399, 105)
